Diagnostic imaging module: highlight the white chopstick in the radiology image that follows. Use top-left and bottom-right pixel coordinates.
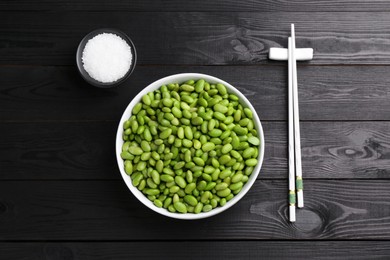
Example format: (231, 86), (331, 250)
(288, 37), (296, 222)
(291, 24), (304, 209)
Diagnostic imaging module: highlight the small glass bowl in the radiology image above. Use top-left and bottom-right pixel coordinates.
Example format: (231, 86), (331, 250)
(76, 28), (137, 88)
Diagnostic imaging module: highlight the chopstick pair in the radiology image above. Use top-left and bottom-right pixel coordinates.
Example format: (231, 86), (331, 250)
(269, 24), (312, 222)
(288, 24), (304, 222)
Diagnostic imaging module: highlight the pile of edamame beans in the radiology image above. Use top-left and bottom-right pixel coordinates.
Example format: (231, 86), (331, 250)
(121, 79), (260, 214)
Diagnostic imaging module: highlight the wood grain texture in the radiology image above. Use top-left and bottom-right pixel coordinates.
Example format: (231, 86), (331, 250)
(1, 65), (390, 121)
(1, 0), (389, 255)
(1, 121), (390, 180)
(1, 241), (390, 259)
(0, 180), (389, 240)
(2, 0), (390, 12)
(2, 12), (390, 65)
(267, 121), (390, 179)
(0, 122), (117, 180)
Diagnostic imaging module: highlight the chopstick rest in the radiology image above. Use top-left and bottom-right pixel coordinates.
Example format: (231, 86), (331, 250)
(269, 47), (313, 61)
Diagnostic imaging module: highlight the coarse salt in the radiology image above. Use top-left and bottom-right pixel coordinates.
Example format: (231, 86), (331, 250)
(82, 33), (132, 83)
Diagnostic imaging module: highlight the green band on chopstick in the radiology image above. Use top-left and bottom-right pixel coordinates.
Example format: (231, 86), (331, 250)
(289, 191), (296, 205)
(296, 178), (303, 190)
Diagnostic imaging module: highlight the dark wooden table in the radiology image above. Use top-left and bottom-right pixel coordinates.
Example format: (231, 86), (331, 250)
(1, 1), (390, 259)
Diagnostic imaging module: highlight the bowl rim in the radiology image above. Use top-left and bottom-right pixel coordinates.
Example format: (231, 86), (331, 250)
(116, 73), (265, 219)
(76, 28), (137, 88)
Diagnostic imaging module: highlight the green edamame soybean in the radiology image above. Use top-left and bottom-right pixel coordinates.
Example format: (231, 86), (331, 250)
(201, 191), (211, 203)
(170, 185), (180, 193)
(174, 161), (185, 170)
(203, 204), (213, 212)
(132, 174), (143, 187)
(138, 180), (146, 191)
(202, 173), (212, 182)
(163, 197), (172, 208)
(231, 173), (243, 183)
(193, 157), (205, 166)
(184, 195), (198, 206)
(173, 194), (179, 203)
(245, 158), (258, 166)
(221, 143), (233, 154)
(156, 160), (164, 173)
(215, 182), (228, 191)
(185, 183), (196, 194)
(243, 147), (256, 158)
(160, 129), (172, 139)
(216, 83), (227, 95)
(128, 146), (143, 155)
(175, 176), (187, 189)
(194, 202), (203, 213)
(168, 204), (176, 213)
(151, 170), (160, 185)
(124, 161), (133, 175)
(211, 199), (218, 208)
(209, 129), (222, 137)
(205, 182), (216, 191)
(161, 174), (174, 183)
(230, 182), (243, 191)
(248, 136), (260, 146)
(244, 108), (253, 119)
(195, 79), (205, 93)
(184, 126), (193, 140)
(219, 155), (231, 165)
(147, 178), (157, 189)
(202, 142), (215, 152)
(217, 188), (231, 197)
(145, 188), (160, 196)
(132, 103), (143, 115)
(142, 95), (151, 106)
(214, 104), (228, 114)
(174, 201), (187, 213)
(197, 180), (207, 191)
(154, 199), (163, 208)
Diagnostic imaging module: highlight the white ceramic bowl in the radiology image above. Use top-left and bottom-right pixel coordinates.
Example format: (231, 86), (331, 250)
(116, 73), (264, 219)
